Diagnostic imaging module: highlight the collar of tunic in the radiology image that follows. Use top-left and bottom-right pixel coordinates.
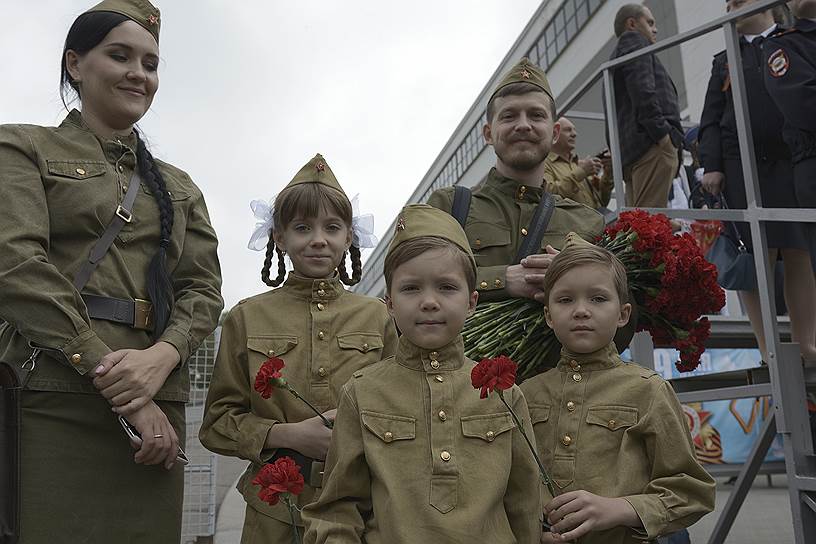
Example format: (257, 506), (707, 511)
(395, 334), (465, 372)
(557, 341), (622, 372)
(63, 109), (137, 167)
(282, 272), (345, 301)
(482, 167), (544, 204)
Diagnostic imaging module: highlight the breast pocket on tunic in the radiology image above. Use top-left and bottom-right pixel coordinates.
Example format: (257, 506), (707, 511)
(45, 159), (110, 229)
(466, 222), (511, 264)
(245, 335), (298, 386)
(529, 404), (552, 458)
(335, 332), (384, 368)
(582, 405), (638, 481)
(361, 411), (416, 455)
(125, 184), (192, 244)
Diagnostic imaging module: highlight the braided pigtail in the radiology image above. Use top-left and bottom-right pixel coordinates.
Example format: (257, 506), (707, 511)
(338, 245), (362, 286)
(260, 235), (287, 287)
(135, 132), (175, 338)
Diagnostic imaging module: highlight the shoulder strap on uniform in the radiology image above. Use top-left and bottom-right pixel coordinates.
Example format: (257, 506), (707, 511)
(450, 185), (472, 229)
(72, 171), (142, 291)
(514, 192), (556, 264)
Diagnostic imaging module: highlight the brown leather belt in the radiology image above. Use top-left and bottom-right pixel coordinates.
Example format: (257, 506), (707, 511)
(81, 294), (154, 331)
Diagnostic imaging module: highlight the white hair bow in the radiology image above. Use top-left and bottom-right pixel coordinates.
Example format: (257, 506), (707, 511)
(351, 194), (378, 249)
(247, 199), (274, 251)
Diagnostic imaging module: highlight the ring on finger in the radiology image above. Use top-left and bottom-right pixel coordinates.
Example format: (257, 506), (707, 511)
(153, 434), (164, 439)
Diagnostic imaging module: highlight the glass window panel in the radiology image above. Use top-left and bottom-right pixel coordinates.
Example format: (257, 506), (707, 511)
(576, 1), (589, 27)
(556, 30), (566, 52)
(563, 0), (576, 20)
(545, 24), (556, 46)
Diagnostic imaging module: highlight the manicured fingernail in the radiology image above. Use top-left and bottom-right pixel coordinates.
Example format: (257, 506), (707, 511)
(96, 365), (104, 374)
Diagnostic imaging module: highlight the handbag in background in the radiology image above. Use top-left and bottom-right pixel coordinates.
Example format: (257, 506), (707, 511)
(705, 197), (757, 291)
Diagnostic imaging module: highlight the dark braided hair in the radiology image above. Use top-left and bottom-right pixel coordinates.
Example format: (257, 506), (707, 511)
(260, 182), (357, 287)
(261, 241), (287, 287)
(135, 132), (175, 337)
(337, 245), (362, 286)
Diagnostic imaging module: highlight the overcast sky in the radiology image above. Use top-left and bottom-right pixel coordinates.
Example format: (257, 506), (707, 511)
(1, 0), (541, 309)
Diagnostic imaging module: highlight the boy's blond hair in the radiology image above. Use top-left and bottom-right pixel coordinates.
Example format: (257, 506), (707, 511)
(543, 244), (629, 304)
(383, 236), (477, 293)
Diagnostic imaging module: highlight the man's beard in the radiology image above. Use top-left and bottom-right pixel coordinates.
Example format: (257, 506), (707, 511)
(497, 142), (549, 171)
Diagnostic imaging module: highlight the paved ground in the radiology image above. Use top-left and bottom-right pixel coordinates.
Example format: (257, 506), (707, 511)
(211, 465), (794, 543)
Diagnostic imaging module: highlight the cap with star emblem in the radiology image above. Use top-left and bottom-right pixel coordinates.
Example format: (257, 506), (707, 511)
(284, 153), (347, 196)
(85, 0), (161, 43)
(387, 204), (476, 270)
(489, 57), (553, 103)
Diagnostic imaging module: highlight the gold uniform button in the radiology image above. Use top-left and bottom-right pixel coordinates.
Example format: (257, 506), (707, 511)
(383, 431), (394, 442)
(608, 419), (616, 429)
(430, 360), (440, 370)
(519, 185), (527, 193)
(317, 302), (325, 311)
(572, 373), (582, 382)
(118, 165), (124, 172)
(75, 167), (86, 176)
(317, 289), (326, 297)
(494, 279), (503, 288)
(435, 375), (444, 383)
(267, 349), (275, 356)
(521, 227), (528, 236)
(440, 451), (451, 462)
(562, 434), (572, 446)
(319, 281), (327, 289)
(569, 360), (580, 370)
(479, 280), (488, 289)
(474, 239), (482, 248)
(70, 353), (82, 364)
(566, 401), (576, 411)
(318, 367), (327, 378)
(318, 331), (325, 340)
(486, 430), (495, 442)
(429, 351), (439, 361)
(362, 343), (370, 352)
(438, 410), (447, 421)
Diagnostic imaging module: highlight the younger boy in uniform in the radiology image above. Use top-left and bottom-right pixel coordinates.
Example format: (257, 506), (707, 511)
(302, 204), (542, 543)
(520, 238), (715, 543)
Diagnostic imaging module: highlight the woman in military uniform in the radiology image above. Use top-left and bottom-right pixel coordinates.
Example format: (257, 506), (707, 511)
(0, 1), (223, 541)
(199, 154), (398, 543)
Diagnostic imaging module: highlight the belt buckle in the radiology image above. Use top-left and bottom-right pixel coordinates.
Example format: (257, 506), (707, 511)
(309, 461), (325, 488)
(133, 298), (154, 330)
(116, 205), (133, 223)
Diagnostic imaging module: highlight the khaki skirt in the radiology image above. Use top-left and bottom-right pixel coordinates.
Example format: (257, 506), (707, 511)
(20, 390), (185, 544)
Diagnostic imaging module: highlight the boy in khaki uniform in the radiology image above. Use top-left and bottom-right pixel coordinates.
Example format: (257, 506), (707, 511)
(199, 155), (398, 542)
(520, 238), (715, 543)
(302, 204), (542, 543)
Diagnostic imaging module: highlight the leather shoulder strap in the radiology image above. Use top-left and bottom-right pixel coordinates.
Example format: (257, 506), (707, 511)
(514, 192), (555, 264)
(450, 185), (472, 229)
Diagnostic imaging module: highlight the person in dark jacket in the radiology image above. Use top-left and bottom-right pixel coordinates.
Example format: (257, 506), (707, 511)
(610, 4), (682, 208)
(699, 0), (816, 364)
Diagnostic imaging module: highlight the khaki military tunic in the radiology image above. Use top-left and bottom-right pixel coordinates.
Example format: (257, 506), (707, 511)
(0, 110), (223, 399)
(427, 167), (604, 303)
(301, 335), (543, 544)
(0, 110), (223, 542)
(199, 273), (398, 534)
(519, 344), (715, 543)
(543, 152), (613, 210)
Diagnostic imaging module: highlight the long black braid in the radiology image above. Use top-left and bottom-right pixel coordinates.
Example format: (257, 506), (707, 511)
(337, 245), (362, 286)
(261, 235), (287, 287)
(134, 131), (175, 338)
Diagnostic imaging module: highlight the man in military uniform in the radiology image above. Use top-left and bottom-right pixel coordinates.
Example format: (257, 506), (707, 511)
(427, 58), (603, 306)
(544, 116), (612, 211)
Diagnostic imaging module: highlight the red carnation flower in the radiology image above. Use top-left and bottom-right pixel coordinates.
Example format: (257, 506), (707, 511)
(471, 355), (517, 398)
(252, 456), (305, 506)
(254, 357), (285, 399)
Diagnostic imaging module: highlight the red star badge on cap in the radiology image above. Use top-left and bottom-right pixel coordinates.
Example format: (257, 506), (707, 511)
(148, 14), (159, 25)
(396, 217), (406, 232)
(520, 69), (531, 79)
(316, 162), (325, 172)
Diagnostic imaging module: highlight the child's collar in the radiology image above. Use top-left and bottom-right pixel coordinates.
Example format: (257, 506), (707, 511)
(557, 342), (622, 372)
(282, 272), (344, 301)
(395, 335), (465, 373)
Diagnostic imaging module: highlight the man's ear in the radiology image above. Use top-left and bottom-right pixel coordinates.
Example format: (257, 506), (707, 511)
(482, 122), (494, 146)
(385, 294), (395, 319)
(551, 118), (562, 145)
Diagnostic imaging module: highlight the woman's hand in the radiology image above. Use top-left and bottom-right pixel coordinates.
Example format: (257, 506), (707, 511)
(93, 341), (181, 416)
(544, 490), (641, 541)
(125, 400), (180, 469)
(702, 171), (725, 195)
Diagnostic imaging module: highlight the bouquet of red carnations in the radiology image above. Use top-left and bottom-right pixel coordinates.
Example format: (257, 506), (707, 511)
(462, 210), (725, 379)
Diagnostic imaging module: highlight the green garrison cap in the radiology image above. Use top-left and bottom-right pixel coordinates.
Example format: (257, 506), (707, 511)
(387, 204), (476, 269)
(489, 57), (554, 103)
(86, 0), (161, 43)
(284, 153), (347, 195)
